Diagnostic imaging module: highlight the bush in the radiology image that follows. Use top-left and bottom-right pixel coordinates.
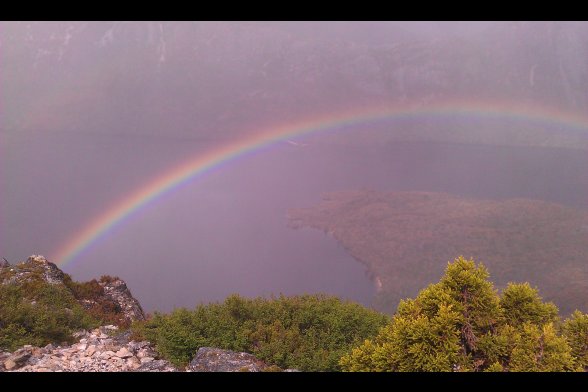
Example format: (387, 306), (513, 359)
(0, 283), (98, 351)
(132, 293), (389, 371)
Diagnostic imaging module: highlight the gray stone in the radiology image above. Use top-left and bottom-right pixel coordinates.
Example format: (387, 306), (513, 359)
(25, 255), (65, 285)
(188, 347), (269, 372)
(99, 279), (146, 322)
(3, 349), (32, 370)
(135, 360), (179, 372)
(86, 345), (96, 357)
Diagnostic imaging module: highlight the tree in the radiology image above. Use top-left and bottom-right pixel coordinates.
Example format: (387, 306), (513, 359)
(562, 311), (588, 371)
(340, 256), (580, 372)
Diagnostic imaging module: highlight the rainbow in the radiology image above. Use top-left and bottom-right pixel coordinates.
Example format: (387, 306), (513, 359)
(52, 100), (588, 267)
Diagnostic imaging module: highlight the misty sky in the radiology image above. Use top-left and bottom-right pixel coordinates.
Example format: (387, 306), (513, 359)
(1, 22), (587, 312)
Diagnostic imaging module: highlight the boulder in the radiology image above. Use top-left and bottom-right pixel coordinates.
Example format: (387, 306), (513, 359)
(25, 255), (65, 285)
(188, 347), (269, 372)
(3, 348), (32, 370)
(99, 278), (146, 322)
(135, 359), (178, 372)
(115, 347), (133, 358)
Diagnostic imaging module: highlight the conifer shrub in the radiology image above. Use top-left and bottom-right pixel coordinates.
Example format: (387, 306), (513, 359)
(562, 311), (588, 371)
(340, 256), (587, 372)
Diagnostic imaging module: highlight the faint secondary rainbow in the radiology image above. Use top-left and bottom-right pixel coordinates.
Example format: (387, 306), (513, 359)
(53, 99), (588, 267)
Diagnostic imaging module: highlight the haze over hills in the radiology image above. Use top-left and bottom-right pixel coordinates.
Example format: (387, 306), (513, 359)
(2, 21), (587, 145)
(288, 190), (588, 315)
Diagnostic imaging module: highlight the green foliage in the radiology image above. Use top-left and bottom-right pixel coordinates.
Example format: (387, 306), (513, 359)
(484, 362), (504, 372)
(0, 264), (129, 351)
(341, 256), (582, 372)
(0, 283), (98, 351)
(509, 323), (578, 372)
(562, 311), (588, 370)
(500, 283), (558, 326)
(262, 365), (284, 372)
(132, 293), (389, 371)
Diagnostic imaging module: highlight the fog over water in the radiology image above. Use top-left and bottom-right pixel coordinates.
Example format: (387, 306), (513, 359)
(2, 22), (588, 312)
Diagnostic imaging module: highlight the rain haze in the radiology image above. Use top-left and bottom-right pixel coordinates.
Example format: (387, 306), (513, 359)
(2, 21), (588, 313)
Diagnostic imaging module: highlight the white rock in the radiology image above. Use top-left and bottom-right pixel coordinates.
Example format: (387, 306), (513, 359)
(140, 357), (154, 364)
(86, 345), (96, 357)
(99, 351), (114, 360)
(115, 348), (132, 358)
(126, 357), (141, 369)
(4, 359), (17, 370)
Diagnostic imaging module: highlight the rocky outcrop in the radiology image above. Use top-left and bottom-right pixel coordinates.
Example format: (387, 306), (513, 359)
(98, 278), (145, 323)
(1, 326), (178, 372)
(1, 255), (145, 325)
(3, 348), (32, 370)
(187, 347), (270, 372)
(0, 255), (65, 286)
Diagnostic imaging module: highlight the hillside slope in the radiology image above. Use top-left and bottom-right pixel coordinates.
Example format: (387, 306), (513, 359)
(288, 190), (588, 314)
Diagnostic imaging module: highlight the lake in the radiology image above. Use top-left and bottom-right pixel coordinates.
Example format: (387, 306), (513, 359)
(3, 132), (587, 312)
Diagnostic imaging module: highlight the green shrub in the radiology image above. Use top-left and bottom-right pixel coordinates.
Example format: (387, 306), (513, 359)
(132, 293), (389, 371)
(0, 283), (98, 351)
(340, 257), (585, 372)
(562, 310), (588, 371)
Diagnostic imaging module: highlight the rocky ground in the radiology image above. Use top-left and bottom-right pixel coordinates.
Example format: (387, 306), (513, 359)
(188, 347), (298, 372)
(0, 325), (177, 372)
(0, 325), (297, 372)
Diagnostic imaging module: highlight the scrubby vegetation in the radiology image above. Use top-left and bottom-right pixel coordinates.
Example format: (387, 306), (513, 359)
(0, 282), (98, 351)
(63, 274), (131, 328)
(340, 256), (588, 372)
(131, 294), (389, 371)
(0, 257), (131, 352)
